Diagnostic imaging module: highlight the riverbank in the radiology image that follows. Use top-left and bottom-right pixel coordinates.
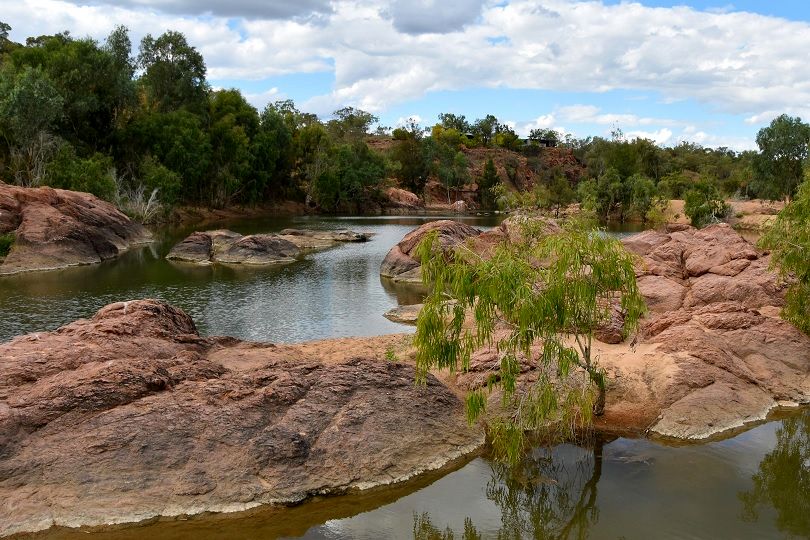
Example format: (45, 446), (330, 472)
(2, 287), (808, 536)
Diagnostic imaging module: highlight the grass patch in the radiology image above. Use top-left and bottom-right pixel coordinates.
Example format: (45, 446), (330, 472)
(0, 233), (15, 258)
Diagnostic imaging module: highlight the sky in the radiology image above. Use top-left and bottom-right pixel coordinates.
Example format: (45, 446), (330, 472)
(2, 0), (809, 151)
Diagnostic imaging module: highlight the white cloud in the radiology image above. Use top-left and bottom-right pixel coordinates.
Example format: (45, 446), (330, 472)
(4, 0), (810, 147)
(557, 105), (681, 127)
(55, 0), (334, 18)
(243, 87), (283, 110)
(388, 0), (485, 34)
(625, 128), (673, 145)
(395, 115), (422, 126)
(514, 114), (562, 136)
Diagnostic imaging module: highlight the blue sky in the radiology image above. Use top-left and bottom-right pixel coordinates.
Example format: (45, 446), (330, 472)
(4, 0), (809, 150)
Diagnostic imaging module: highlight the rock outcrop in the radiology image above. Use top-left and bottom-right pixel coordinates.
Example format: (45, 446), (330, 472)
(384, 219), (810, 441)
(384, 303), (423, 324)
(0, 183), (151, 275)
(167, 228), (370, 265)
(452, 223), (809, 439)
(612, 223), (809, 439)
(0, 301), (481, 537)
(379, 220), (482, 283)
(384, 187), (423, 210)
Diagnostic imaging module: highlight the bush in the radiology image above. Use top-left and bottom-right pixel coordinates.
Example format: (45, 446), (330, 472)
(684, 181), (730, 227)
(44, 144), (116, 200)
(0, 233), (14, 257)
(140, 155), (181, 205)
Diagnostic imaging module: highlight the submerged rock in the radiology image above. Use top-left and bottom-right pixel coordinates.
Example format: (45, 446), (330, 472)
(166, 228), (369, 265)
(278, 228), (371, 248)
(384, 303), (424, 324)
(0, 300), (482, 537)
(0, 183), (151, 275)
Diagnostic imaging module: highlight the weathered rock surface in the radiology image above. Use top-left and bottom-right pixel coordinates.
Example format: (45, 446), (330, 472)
(384, 187), (423, 209)
(384, 303), (423, 324)
(0, 301), (481, 537)
(379, 220), (482, 283)
(610, 223), (810, 439)
(166, 228), (370, 265)
(278, 228), (371, 248)
(387, 219), (810, 441)
(0, 183), (151, 275)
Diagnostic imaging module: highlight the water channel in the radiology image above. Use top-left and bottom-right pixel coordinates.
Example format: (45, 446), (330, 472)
(3, 215), (805, 539)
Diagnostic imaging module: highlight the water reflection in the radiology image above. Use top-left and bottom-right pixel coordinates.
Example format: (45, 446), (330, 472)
(412, 438), (606, 540)
(485, 439), (604, 539)
(0, 214), (500, 342)
(740, 409), (810, 537)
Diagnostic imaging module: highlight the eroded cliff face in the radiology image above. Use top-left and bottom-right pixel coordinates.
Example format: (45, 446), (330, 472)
(0, 300), (481, 537)
(0, 183), (151, 275)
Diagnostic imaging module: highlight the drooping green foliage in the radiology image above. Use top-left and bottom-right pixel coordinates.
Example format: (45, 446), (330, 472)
(414, 219), (645, 462)
(760, 174), (810, 335)
(684, 180), (730, 228)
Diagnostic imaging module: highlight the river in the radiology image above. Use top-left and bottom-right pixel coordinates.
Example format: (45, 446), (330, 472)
(3, 215), (805, 539)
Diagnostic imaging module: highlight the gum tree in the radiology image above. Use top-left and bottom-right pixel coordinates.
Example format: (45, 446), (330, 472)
(414, 220), (645, 461)
(760, 174), (810, 334)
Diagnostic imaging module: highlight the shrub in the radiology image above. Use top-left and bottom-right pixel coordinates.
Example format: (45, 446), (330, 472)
(140, 155), (181, 205)
(0, 233), (14, 257)
(684, 181), (730, 228)
(44, 144), (116, 200)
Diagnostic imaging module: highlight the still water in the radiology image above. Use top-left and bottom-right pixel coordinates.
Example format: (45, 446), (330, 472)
(0, 215), (500, 343)
(32, 411), (810, 540)
(3, 215), (806, 539)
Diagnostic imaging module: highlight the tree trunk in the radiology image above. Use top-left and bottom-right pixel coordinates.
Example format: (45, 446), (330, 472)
(594, 380), (606, 416)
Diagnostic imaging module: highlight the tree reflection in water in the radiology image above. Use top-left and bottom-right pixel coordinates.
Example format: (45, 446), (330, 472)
(740, 409), (810, 537)
(414, 436), (607, 540)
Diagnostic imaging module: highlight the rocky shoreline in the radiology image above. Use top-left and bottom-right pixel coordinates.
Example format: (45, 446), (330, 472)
(0, 183), (152, 275)
(0, 301), (482, 537)
(379, 219), (810, 440)
(1, 212), (809, 537)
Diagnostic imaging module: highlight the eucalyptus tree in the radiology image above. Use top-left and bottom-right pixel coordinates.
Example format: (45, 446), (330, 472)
(760, 174), (810, 335)
(414, 220), (645, 461)
(753, 114), (810, 200)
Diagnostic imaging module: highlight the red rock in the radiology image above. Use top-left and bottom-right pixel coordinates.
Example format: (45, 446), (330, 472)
(380, 220), (482, 283)
(0, 183), (151, 275)
(0, 300), (482, 536)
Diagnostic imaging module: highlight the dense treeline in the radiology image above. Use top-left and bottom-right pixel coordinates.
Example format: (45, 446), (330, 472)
(0, 23), (388, 216)
(1, 22), (807, 223)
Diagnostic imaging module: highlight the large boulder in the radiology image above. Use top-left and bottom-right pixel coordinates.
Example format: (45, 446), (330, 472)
(403, 222), (810, 441)
(0, 300), (482, 537)
(384, 187), (423, 209)
(599, 224), (809, 439)
(380, 220), (482, 283)
(0, 183), (151, 275)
